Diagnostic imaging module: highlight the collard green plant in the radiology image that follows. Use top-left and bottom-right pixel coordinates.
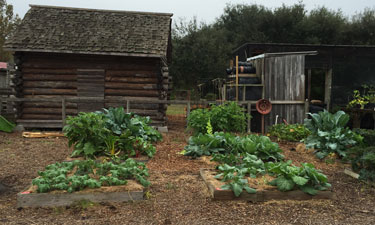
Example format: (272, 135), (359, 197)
(64, 107), (162, 159)
(266, 160), (331, 195)
(304, 110), (361, 159)
(268, 123), (310, 142)
(63, 112), (110, 158)
(214, 164), (257, 197)
(32, 159), (150, 193)
(187, 102), (249, 134)
(184, 132), (284, 161)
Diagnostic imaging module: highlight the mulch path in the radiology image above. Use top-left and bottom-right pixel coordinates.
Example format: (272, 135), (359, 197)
(0, 115), (375, 224)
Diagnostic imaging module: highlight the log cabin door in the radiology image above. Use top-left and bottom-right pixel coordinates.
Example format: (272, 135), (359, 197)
(77, 69), (105, 112)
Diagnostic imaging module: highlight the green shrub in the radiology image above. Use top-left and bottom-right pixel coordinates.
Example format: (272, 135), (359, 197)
(304, 110), (361, 159)
(187, 102), (249, 134)
(353, 128), (375, 147)
(346, 146), (375, 182)
(268, 124), (310, 142)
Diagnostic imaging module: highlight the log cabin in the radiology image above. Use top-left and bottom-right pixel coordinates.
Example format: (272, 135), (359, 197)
(4, 5), (172, 129)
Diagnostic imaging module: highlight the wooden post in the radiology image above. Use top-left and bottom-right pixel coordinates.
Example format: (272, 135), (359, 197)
(223, 84), (226, 101)
(262, 58), (265, 99)
(126, 100), (130, 113)
(61, 98), (66, 127)
(324, 68), (332, 111)
(304, 99), (309, 119)
(247, 103), (251, 133)
(307, 69), (312, 101)
(0, 97), (3, 115)
(236, 56), (239, 102)
(186, 101), (191, 125)
(243, 86), (246, 101)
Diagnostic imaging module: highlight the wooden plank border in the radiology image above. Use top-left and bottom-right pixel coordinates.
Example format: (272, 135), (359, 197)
(17, 187), (144, 207)
(200, 169), (334, 202)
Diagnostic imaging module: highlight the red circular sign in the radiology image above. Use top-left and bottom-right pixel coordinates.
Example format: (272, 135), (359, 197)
(256, 99), (272, 115)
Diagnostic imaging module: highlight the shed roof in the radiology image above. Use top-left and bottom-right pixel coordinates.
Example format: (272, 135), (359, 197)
(4, 5), (173, 58)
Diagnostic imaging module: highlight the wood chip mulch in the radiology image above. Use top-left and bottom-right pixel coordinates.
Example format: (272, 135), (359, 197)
(0, 116), (375, 224)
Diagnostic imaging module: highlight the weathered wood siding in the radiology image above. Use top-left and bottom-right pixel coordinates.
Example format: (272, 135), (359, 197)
(15, 52), (168, 127)
(264, 55), (305, 129)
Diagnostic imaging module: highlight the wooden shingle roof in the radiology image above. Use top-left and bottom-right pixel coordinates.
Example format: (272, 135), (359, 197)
(4, 5), (173, 58)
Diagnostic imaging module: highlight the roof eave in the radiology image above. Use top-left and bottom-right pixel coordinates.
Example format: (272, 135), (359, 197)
(4, 48), (165, 58)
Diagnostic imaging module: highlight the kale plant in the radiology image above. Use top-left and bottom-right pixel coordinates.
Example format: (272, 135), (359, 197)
(304, 110), (361, 159)
(266, 161), (331, 195)
(184, 132), (284, 161)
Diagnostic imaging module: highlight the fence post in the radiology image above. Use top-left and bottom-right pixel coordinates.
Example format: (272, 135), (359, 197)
(243, 86), (246, 101)
(186, 101), (191, 125)
(126, 100), (130, 113)
(62, 98), (66, 127)
(304, 99), (309, 119)
(0, 97), (3, 116)
(247, 103), (251, 133)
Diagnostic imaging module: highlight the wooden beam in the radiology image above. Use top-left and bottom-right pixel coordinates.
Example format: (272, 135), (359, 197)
(307, 69), (312, 101)
(304, 99), (309, 119)
(324, 68), (333, 111)
(236, 56), (239, 102)
(247, 103), (251, 133)
(62, 98), (66, 127)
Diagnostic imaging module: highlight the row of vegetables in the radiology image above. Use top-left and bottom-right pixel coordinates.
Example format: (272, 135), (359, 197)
(32, 107), (162, 193)
(185, 103), (375, 196)
(33, 102), (375, 195)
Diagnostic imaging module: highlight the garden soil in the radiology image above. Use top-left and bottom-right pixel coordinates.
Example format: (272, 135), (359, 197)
(0, 115), (375, 224)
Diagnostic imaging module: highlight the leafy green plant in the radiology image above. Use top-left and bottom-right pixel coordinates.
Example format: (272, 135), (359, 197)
(266, 161), (331, 195)
(64, 107), (162, 159)
(184, 132), (284, 161)
(353, 128), (375, 147)
(32, 159), (150, 193)
(214, 164), (257, 197)
(304, 110), (361, 159)
(187, 108), (210, 134)
(347, 90), (369, 109)
(187, 102), (249, 134)
(346, 146), (375, 181)
(63, 112), (110, 158)
(268, 124), (310, 142)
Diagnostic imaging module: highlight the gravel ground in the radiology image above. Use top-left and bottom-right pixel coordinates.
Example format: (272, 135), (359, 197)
(0, 115), (375, 224)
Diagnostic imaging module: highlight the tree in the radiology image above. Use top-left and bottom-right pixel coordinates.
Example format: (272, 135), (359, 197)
(170, 3), (375, 90)
(0, 0), (20, 62)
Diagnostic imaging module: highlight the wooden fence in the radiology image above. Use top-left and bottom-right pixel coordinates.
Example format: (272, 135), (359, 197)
(0, 97), (308, 131)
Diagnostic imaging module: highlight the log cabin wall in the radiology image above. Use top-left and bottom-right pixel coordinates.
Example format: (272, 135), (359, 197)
(15, 52), (167, 127)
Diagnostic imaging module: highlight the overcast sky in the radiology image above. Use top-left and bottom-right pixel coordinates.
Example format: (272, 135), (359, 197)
(7, 0), (375, 23)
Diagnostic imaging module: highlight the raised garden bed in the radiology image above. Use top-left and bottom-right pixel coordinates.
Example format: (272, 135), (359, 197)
(18, 181), (144, 207)
(17, 158), (150, 207)
(200, 169), (334, 201)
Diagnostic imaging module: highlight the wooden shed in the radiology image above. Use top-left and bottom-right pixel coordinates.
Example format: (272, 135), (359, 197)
(4, 5), (172, 128)
(224, 51), (317, 132)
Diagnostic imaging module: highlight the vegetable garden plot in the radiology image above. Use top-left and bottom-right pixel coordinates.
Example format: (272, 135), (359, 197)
(200, 169), (334, 201)
(18, 182), (144, 207)
(18, 159), (150, 207)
